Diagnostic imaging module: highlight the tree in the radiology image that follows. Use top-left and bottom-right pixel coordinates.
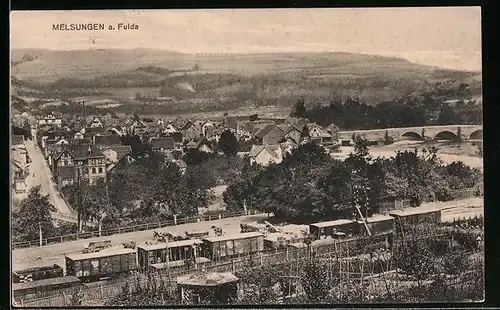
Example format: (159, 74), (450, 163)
(183, 148), (212, 165)
(218, 130), (239, 156)
(291, 98), (307, 118)
(300, 125), (310, 141)
(12, 186), (56, 243)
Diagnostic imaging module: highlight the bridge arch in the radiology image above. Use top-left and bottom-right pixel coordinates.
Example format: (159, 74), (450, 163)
(469, 129), (483, 140)
(433, 130), (459, 141)
(400, 131), (424, 141)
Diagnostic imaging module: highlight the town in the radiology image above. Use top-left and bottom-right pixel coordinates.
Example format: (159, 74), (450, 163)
(10, 8), (483, 307)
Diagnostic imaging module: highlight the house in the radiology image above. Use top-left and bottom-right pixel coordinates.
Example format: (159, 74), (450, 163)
(87, 116), (105, 128)
(201, 121), (216, 138)
(187, 138), (214, 153)
(180, 120), (201, 142)
(105, 146), (136, 173)
(11, 160), (28, 194)
(93, 134), (122, 148)
(239, 122), (260, 142)
(130, 119), (147, 136)
(254, 124), (286, 145)
(52, 144), (107, 186)
(151, 137), (175, 154)
(278, 125), (302, 144)
(37, 114), (62, 127)
(163, 122), (178, 135)
(248, 145), (283, 166)
(100, 145), (133, 163)
(326, 124), (340, 141)
(11, 135), (25, 146)
(104, 126), (123, 136)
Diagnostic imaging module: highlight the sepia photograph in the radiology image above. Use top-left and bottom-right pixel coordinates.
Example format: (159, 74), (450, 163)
(10, 8), (483, 307)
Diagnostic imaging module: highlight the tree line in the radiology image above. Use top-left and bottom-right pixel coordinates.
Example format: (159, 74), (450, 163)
(291, 96), (482, 130)
(224, 140), (482, 223)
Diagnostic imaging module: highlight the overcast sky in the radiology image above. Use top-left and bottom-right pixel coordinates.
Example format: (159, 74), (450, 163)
(10, 8), (482, 71)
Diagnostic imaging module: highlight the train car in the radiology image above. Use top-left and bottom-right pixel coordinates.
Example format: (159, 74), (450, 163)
(202, 232), (264, 261)
(12, 264), (63, 283)
(264, 232), (304, 250)
(389, 208), (442, 228)
(12, 276), (82, 301)
(149, 257), (212, 273)
(65, 245), (137, 282)
(361, 215), (395, 236)
(309, 219), (358, 240)
(137, 239), (205, 270)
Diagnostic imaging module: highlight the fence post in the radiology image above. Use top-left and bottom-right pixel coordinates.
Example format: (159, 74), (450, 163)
(174, 214), (177, 226)
(208, 215), (211, 221)
(100, 284), (104, 300)
(62, 291), (67, 306)
(218, 214), (222, 220)
(146, 223), (149, 230)
(260, 253), (263, 266)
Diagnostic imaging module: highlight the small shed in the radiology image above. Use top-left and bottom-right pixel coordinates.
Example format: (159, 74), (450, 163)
(177, 271), (240, 304)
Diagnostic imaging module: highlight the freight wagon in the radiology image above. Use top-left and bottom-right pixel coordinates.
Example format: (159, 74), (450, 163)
(65, 246), (137, 282)
(137, 239), (205, 270)
(390, 208), (442, 230)
(149, 257), (212, 273)
(309, 219), (359, 240)
(361, 215), (395, 236)
(12, 264), (63, 283)
(12, 276), (82, 301)
(201, 232), (264, 261)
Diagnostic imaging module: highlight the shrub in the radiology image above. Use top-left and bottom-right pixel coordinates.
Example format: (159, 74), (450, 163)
(435, 186), (454, 201)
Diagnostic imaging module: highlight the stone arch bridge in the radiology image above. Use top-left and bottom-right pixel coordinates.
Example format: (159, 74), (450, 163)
(338, 125), (483, 143)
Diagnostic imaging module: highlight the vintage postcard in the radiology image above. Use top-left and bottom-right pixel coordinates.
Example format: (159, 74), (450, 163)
(10, 8), (483, 306)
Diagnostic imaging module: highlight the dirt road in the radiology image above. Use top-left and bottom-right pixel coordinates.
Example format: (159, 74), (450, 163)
(12, 213), (270, 271)
(24, 139), (74, 215)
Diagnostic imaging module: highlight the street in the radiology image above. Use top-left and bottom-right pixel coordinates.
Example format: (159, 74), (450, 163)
(24, 137), (74, 215)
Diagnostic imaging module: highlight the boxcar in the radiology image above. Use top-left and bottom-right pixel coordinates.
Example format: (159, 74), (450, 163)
(137, 239), (204, 270)
(390, 208), (442, 227)
(309, 219), (358, 240)
(149, 257), (212, 273)
(12, 276), (81, 300)
(361, 215), (395, 236)
(12, 264), (63, 283)
(202, 232), (264, 261)
(65, 246), (137, 282)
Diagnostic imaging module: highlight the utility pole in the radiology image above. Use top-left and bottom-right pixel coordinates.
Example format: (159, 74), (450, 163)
(39, 222), (42, 247)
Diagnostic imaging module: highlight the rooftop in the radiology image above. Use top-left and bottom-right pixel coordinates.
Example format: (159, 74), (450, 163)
(389, 207), (442, 217)
(94, 134), (122, 146)
(12, 276), (81, 291)
(65, 246), (136, 261)
(151, 137), (175, 150)
(177, 272), (239, 287)
(310, 219), (355, 228)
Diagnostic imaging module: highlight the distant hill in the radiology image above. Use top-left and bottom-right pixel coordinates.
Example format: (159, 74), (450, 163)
(10, 48), (482, 116)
